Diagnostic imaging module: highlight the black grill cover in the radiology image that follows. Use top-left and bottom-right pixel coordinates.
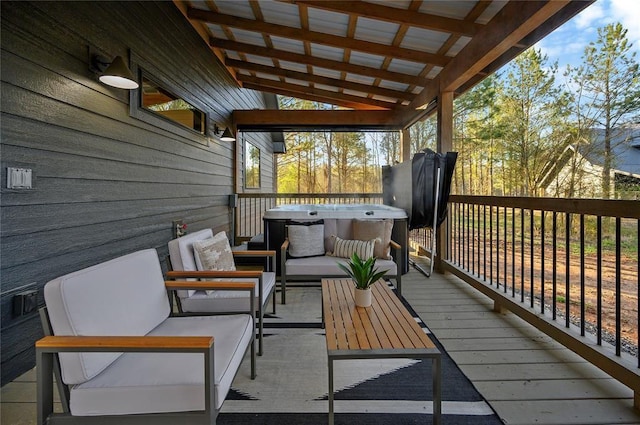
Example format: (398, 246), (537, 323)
(383, 149), (457, 230)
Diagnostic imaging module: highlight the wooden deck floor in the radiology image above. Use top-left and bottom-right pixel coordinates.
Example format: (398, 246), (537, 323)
(2, 258), (639, 425)
(403, 257), (640, 425)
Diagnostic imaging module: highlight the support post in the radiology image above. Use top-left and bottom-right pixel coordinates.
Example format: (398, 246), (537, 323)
(435, 91), (453, 274)
(400, 128), (411, 162)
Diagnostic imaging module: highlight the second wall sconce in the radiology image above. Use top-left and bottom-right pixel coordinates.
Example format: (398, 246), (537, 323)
(91, 53), (139, 90)
(214, 125), (236, 142)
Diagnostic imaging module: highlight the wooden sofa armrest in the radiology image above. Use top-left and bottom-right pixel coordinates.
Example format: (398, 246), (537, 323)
(165, 280), (257, 318)
(233, 250), (275, 257)
(166, 270), (262, 279)
(390, 240), (401, 251)
(281, 238), (290, 251)
(36, 335), (214, 352)
(165, 280), (255, 292)
(232, 250), (276, 272)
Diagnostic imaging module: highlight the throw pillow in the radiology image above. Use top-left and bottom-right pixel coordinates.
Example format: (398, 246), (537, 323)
(192, 231), (236, 271)
(287, 220), (325, 258)
(353, 219), (393, 260)
(331, 236), (376, 259)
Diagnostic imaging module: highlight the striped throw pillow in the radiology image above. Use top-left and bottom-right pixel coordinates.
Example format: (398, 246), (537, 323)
(332, 236), (376, 259)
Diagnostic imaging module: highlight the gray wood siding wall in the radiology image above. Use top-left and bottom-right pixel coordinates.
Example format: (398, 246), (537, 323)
(0, 1), (274, 385)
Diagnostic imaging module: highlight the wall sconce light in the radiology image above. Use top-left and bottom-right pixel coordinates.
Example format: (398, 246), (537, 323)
(214, 125), (236, 142)
(91, 54), (139, 90)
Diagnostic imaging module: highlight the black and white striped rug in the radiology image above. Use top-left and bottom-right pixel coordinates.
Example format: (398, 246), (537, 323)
(218, 285), (503, 425)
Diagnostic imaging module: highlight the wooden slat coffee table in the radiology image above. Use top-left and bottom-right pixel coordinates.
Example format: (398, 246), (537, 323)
(322, 278), (441, 425)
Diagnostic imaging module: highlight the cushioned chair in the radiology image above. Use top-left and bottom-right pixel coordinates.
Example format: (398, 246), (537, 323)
(167, 229), (276, 356)
(37, 248), (255, 425)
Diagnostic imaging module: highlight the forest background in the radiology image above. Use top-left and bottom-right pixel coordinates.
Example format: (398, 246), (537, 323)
(275, 22), (640, 200)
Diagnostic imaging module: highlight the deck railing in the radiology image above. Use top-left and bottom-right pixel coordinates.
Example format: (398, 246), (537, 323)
(423, 195), (639, 403)
(236, 193), (640, 401)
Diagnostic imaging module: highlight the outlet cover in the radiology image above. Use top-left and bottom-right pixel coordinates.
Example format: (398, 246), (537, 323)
(13, 290), (38, 316)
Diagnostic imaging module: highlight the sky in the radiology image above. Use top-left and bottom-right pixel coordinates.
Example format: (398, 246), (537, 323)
(534, 0), (640, 71)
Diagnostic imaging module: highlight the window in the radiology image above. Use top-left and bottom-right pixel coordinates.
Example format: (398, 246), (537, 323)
(245, 142), (261, 189)
(140, 75), (206, 135)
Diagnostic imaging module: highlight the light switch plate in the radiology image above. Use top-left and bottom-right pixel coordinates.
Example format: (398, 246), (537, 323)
(7, 167), (33, 189)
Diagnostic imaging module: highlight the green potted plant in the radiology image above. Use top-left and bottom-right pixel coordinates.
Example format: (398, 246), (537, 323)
(337, 253), (388, 307)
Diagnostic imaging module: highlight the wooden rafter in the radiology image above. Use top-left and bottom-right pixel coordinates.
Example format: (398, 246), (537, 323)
(227, 59), (414, 101)
(209, 38), (427, 87)
(238, 75), (398, 110)
(291, 0), (482, 37)
(187, 7), (451, 66)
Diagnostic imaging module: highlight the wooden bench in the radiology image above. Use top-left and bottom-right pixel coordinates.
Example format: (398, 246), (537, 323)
(322, 278), (441, 425)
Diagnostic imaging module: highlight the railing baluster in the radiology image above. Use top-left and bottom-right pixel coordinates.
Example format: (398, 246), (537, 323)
(465, 204), (471, 271)
(472, 204), (476, 276)
(490, 205), (494, 285)
(458, 201), (462, 266)
(530, 210), (535, 308)
(512, 207), (516, 298)
(541, 210), (545, 314)
(496, 205), (500, 288)
(566, 212), (571, 329)
(484, 205), (487, 281)
(552, 211), (557, 320)
(521, 207), (525, 302)
(580, 214), (585, 336)
(597, 216), (602, 345)
(504, 206), (508, 294)
(615, 217), (621, 356)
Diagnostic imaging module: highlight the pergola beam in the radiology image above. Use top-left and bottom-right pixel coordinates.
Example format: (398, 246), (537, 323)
(239, 76), (396, 110)
(233, 110), (403, 131)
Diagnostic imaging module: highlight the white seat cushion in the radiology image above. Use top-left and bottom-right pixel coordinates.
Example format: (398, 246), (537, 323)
(44, 249), (169, 385)
(69, 314), (253, 415)
(181, 272), (276, 313)
(286, 256), (397, 277)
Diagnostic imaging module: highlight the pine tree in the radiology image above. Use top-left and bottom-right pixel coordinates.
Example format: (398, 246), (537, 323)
(567, 23), (640, 198)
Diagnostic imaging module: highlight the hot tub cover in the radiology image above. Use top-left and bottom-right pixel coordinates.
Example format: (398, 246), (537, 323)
(383, 149), (457, 230)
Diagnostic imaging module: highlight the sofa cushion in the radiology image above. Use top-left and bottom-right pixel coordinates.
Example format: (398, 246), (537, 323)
(353, 219), (394, 260)
(181, 272), (276, 313)
(168, 229), (214, 272)
(168, 229), (214, 297)
(69, 314), (253, 415)
(44, 249), (170, 385)
(331, 236), (376, 259)
(193, 231), (236, 272)
(286, 255), (397, 277)
(323, 219), (354, 253)
(287, 221), (325, 258)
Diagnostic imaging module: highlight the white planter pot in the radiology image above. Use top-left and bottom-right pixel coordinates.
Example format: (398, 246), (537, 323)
(354, 287), (372, 308)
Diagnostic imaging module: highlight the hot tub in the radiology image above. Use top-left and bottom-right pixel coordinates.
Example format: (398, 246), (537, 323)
(263, 203), (408, 220)
(263, 203), (409, 275)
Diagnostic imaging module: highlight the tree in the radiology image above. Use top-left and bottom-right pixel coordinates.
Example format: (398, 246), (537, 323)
(566, 23), (640, 198)
(497, 48), (571, 196)
(454, 75), (502, 194)
(410, 117), (437, 155)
